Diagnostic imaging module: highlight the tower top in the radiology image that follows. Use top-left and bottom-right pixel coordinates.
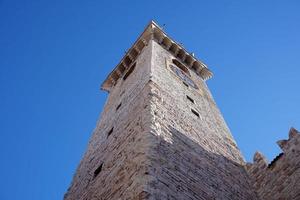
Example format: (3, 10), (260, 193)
(101, 20), (213, 92)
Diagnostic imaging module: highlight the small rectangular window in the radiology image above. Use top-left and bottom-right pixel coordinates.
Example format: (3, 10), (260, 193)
(116, 103), (122, 111)
(183, 81), (189, 87)
(107, 127), (114, 138)
(191, 109), (199, 117)
(186, 95), (194, 104)
(94, 163), (103, 178)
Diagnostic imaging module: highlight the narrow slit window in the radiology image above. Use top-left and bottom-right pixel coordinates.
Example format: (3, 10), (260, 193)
(191, 109), (199, 117)
(123, 63), (136, 81)
(107, 127), (114, 138)
(183, 81), (189, 88)
(94, 163), (103, 178)
(186, 95), (194, 104)
(116, 103), (122, 111)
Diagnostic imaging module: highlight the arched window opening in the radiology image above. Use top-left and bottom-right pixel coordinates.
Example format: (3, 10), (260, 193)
(172, 59), (190, 76)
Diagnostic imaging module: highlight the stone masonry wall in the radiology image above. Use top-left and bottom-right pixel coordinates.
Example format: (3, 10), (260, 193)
(143, 40), (258, 199)
(246, 128), (300, 200)
(65, 39), (259, 200)
(64, 42), (154, 200)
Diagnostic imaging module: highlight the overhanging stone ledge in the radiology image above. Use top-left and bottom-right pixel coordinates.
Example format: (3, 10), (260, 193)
(101, 20), (213, 92)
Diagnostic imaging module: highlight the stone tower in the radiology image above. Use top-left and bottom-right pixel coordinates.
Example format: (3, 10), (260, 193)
(64, 21), (258, 200)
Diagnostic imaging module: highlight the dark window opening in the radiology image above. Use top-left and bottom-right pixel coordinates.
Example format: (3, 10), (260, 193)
(94, 163), (103, 178)
(172, 59), (190, 76)
(191, 109), (199, 117)
(116, 103), (122, 111)
(123, 63), (136, 81)
(183, 81), (189, 87)
(186, 95), (195, 104)
(107, 127), (114, 138)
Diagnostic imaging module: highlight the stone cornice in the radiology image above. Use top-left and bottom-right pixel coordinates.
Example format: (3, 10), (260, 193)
(101, 20), (213, 92)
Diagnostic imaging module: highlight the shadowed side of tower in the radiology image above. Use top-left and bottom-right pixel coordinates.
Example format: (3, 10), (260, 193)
(64, 21), (258, 200)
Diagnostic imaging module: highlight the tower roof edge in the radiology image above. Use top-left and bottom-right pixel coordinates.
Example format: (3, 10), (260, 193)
(101, 21), (213, 92)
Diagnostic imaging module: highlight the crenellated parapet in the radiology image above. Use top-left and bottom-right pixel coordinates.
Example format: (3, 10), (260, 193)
(277, 127), (300, 153)
(246, 127), (300, 200)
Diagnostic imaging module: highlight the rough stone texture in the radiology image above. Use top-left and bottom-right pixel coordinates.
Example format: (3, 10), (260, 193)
(64, 37), (260, 199)
(246, 128), (300, 200)
(64, 40), (154, 200)
(64, 21), (300, 199)
(144, 40), (258, 199)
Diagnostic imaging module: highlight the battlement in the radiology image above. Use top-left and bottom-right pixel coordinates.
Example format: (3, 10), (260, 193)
(246, 127), (300, 200)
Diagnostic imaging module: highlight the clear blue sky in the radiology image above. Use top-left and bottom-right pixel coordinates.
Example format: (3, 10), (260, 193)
(0, 1), (299, 199)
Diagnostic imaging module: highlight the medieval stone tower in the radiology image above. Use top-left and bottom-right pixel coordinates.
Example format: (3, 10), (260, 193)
(64, 21), (259, 200)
